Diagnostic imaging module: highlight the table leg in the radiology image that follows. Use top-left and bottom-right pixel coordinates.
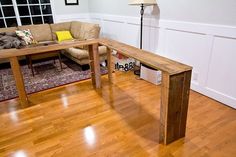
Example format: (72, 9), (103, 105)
(107, 48), (113, 82)
(9, 56), (28, 107)
(88, 44), (101, 88)
(159, 70), (192, 145)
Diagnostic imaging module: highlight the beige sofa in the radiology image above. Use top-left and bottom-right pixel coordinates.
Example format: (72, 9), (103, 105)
(0, 21), (107, 66)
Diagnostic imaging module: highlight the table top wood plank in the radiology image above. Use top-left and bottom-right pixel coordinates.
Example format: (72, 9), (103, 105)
(0, 38), (192, 75)
(0, 39), (98, 59)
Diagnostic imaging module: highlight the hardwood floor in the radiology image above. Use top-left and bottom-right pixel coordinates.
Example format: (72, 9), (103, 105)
(0, 71), (235, 157)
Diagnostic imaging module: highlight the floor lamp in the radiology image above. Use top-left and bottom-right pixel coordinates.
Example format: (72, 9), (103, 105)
(129, 0), (157, 75)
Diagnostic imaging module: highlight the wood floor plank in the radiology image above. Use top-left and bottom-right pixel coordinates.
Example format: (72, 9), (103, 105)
(0, 72), (235, 157)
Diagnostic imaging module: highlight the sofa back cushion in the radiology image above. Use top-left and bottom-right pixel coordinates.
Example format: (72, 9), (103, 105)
(50, 22), (71, 40)
(0, 27), (17, 33)
(71, 21), (100, 40)
(81, 22), (100, 40)
(70, 21), (82, 39)
(18, 24), (52, 42)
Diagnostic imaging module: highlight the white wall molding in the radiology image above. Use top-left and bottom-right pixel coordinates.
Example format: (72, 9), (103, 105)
(55, 13), (236, 109)
(159, 20), (236, 39)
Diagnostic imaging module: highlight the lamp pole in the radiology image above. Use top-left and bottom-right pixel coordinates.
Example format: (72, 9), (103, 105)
(134, 3), (144, 75)
(140, 3), (144, 49)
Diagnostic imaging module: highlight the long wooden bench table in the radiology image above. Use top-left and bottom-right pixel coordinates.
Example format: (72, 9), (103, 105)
(0, 39), (192, 145)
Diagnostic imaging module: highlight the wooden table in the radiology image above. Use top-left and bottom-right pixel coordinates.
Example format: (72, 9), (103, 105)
(0, 39), (192, 145)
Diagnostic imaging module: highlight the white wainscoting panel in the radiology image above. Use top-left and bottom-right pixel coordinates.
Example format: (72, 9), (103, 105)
(102, 20), (125, 42)
(122, 23), (140, 47)
(54, 13), (236, 109)
(205, 37), (236, 107)
(164, 30), (210, 87)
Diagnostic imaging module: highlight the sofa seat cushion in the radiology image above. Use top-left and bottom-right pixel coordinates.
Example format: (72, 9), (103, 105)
(18, 24), (52, 42)
(65, 46), (107, 60)
(50, 22), (71, 40)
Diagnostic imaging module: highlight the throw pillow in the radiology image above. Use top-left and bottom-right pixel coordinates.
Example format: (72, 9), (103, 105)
(15, 29), (37, 45)
(56, 31), (73, 42)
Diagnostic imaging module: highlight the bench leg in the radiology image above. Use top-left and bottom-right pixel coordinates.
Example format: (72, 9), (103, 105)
(88, 44), (101, 88)
(28, 56), (34, 77)
(10, 57), (28, 107)
(107, 48), (113, 83)
(159, 70), (192, 145)
(58, 53), (63, 71)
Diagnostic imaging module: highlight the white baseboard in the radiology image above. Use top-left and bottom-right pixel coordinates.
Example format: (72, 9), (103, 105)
(191, 84), (236, 109)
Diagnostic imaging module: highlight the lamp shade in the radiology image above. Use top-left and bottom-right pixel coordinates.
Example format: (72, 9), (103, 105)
(129, 0), (157, 5)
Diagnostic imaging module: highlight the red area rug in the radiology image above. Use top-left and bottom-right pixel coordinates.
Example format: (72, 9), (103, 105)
(0, 58), (107, 102)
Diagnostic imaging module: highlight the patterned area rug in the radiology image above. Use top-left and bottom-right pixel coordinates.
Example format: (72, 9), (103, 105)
(0, 58), (107, 102)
